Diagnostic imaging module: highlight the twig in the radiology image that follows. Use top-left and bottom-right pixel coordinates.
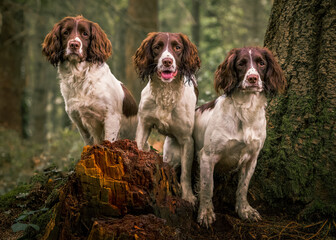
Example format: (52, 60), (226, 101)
(304, 220), (328, 240)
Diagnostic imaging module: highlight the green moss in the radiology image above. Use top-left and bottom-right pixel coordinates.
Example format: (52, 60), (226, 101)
(0, 183), (32, 209)
(256, 92), (336, 221)
(299, 200), (336, 221)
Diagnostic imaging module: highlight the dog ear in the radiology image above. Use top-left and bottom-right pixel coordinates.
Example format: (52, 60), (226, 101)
(262, 48), (286, 96)
(179, 33), (201, 81)
(42, 21), (62, 67)
(88, 21), (112, 64)
(214, 49), (238, 95)
(133, 32), (157, 81)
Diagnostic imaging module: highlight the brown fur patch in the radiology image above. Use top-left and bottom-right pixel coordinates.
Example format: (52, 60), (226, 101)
(121, 84), (138, 118)
(196, 99), (217, 113)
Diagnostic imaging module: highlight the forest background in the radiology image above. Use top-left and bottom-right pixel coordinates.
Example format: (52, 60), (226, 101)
(0, 0), (272, 194)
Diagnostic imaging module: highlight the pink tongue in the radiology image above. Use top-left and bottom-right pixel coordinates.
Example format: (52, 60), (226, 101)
(161, 71), (177, 79)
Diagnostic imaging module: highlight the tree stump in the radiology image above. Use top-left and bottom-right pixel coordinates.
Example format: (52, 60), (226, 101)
(42, 140), (193, 240)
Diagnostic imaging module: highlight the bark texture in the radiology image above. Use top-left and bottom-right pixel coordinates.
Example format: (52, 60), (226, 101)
(257, 0), (336, 218)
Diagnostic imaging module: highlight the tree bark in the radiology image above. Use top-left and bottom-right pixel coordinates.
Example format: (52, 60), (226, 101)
(257, 0), (336, 218)
(124, 0), (158, 102)
(0, 0), (24, 135)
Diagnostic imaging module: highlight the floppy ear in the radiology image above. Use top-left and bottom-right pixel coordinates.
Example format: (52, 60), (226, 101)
(179, 33), (201, 82)
(42, 22), (62, 67)
(88, 21), (112, 64)
(214, 49), (238, 95)
(262, 48), (286, 96)
(133, 32), (157, 81)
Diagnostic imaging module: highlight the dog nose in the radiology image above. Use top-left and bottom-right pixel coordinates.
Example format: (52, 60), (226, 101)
(69, 40), (80, 50)
(162, 58), (173, 67)
(247, 74), (258, 84)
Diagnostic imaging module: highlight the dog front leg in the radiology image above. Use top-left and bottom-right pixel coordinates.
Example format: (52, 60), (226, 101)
(105, 113), (121, 142)
(198, 150), (218, 227)
(68, 111), (92, 145)
(163, 136), (181, 169)
(235, 150), (261, 221)
(180, 136), (196, 205)
(135, 118), (151, 151)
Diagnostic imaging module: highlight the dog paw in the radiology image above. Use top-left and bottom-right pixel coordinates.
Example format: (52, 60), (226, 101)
(236, 204), (262, 221)
(198, 207), (216, 228)
(137, 142), (150, 151)
(182, 192), (197, 206)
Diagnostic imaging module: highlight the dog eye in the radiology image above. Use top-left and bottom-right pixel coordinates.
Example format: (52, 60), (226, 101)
(174, 45), (182, 51)
(82, 31), (89, 37)
(63, 30), (69, 36)
(153, 45), (161, 53)
(238, 61), (246, 67)
(259, 60), (265, 66)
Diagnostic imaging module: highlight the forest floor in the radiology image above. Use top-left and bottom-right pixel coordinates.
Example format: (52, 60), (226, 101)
(0, 171), (334, 239)
(0, 137), (335, 240)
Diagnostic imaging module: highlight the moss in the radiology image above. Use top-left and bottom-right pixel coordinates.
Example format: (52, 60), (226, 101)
(0, 183), (32, 209)
(256, 78), (336, 217)
(299, 200), (336, 221)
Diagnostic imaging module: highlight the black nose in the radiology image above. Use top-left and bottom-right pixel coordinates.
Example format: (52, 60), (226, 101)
(162, 58), (173, 67)
(69, 41), (80, 50)
(247, 74), (258, 84)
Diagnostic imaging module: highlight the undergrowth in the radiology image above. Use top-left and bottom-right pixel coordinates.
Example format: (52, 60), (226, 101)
(0, 127), (83, 195)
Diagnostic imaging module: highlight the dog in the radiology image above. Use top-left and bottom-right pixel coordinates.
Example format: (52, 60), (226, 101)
(42, 16), (137, 145)
(133, 32), (201, 204)
(195, 47), (286, 227)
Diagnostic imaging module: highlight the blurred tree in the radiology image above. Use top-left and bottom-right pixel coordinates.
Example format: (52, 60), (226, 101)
(26, 2), (50, 143)
(0, 0), (25, 136)
(192, 0), (201, 47)
(125, 0), (158, 102)
(257, 0), (336, 219)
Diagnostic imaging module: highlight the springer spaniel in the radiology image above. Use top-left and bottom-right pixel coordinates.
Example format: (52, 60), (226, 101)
(133, 32), (201, 204)
(195, 47), (286, 227)
(42, 16), (137, 145)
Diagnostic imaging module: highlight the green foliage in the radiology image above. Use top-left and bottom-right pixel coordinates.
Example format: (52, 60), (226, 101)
(0, 127), (82, 195)
(11, 208), (49, 234)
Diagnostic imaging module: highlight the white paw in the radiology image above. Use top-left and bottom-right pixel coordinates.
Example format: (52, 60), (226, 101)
(182, 191), (197, 206)
(137, 142), (150, 151)
(198, 206), (216, 228)
(236, 204), (262, 221)
(143, 142), (150, 151)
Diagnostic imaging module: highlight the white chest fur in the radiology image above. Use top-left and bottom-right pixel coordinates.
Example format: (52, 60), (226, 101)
(58, 62), (123, 115)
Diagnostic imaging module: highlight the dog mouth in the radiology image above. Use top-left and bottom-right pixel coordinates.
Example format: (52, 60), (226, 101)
(66, 52), (84, 62)
(157, 70), (178, 82)
(241, 86), (263, 92)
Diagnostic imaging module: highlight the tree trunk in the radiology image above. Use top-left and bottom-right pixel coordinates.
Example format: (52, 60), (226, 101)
(257, 0), (336, 219)
(124, 0), (158, 102)
(191, 0), (201, 47)
(0, 0), (24, 135)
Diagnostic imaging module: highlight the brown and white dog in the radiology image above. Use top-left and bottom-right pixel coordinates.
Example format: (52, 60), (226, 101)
(195, 47), (286, 227)
(42, 16), (137, 145)
(133, 32), (201, 204)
